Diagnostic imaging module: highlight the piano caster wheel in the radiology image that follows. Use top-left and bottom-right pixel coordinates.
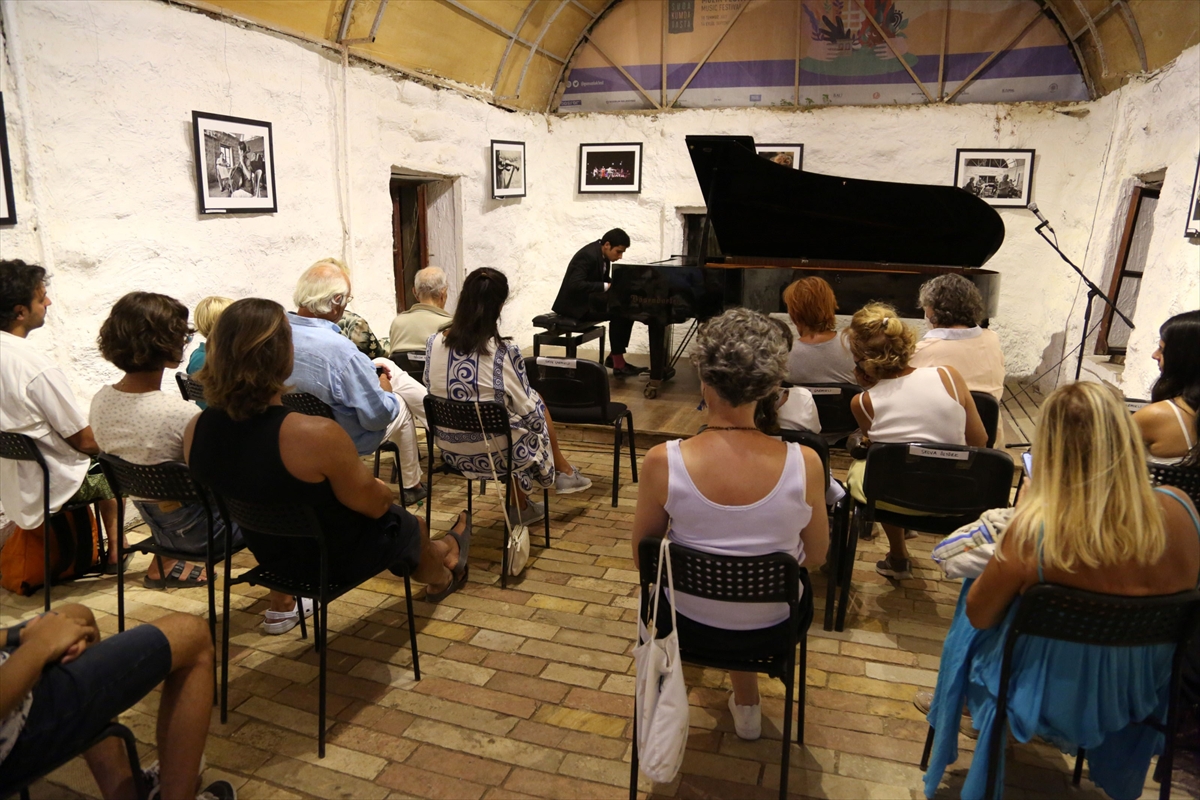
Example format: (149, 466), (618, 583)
(644, 380), (661, 399)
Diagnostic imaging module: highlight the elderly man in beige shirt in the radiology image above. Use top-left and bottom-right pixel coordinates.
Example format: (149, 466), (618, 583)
(388, 266), (453, 355)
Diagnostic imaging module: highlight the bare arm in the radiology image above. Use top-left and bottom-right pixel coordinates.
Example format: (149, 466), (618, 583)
(966, 531), (1034, 629)
(799, 446), (828, 567)
(850, 392), (872, 434)
(0, 612), (97, 719)
(64, 425), (100, 455)
(630, 444), (670, 569)
(938, 366), (987, 447)
(278, 414), (394, 519)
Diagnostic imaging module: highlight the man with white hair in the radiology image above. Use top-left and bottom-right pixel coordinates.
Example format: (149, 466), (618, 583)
(288, 261), (429, 505)
(388, 266), (452, 354)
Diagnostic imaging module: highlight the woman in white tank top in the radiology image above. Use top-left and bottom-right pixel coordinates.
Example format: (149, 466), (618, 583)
(1133, 311), (1199, 466)
(845, 303), (988, 580)
(632, 309), (828, 742)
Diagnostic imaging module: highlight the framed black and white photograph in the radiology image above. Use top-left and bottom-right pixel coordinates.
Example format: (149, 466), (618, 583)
(0, 94), (16, 226)
(191, 111), (277, 214)
(579, 143), (642, 194)
(491, 140), (526, 199)
(1186, 153), (1200, 238)
(954, 148), (1034, 208)
(756, 143), (803, 170)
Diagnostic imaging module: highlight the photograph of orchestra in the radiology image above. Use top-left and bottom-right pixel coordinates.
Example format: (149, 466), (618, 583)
(579, 142), (642, 193)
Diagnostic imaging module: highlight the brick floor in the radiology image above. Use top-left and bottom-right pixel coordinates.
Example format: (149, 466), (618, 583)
(1, 429), (1185, 799)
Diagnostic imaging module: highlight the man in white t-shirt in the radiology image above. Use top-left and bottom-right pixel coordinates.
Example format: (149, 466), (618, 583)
(0, 260), (120, 566)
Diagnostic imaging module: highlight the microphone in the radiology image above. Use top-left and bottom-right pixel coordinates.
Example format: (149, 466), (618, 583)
(1028, 202), (1053, 232)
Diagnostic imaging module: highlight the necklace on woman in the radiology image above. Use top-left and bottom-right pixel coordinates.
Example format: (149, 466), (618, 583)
(702, 426), (759, 432)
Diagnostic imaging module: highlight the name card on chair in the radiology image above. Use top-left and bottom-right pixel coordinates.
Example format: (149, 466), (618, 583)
(407, 352), (427, 361)
(808, 387), (841, 396)
(537, 357), (577, 369)
(909, 445), (969, 461)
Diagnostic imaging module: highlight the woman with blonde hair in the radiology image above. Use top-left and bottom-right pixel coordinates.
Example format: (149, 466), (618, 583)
(783, 277), (856, 384)
(923, 381), (1200, 800)
(846, 303), (986, 579)
(187, 295), (232, 377)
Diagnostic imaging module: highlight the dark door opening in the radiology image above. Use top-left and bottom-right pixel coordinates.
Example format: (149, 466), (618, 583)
(1095, 185), (1159, 357)
(391, 178), (429, 312)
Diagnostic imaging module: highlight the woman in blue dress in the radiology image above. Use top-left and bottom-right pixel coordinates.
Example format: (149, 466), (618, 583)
(924, 381), (1200, 800)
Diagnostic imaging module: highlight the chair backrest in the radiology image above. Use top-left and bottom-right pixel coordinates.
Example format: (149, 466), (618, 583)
(637, 536), (799, 606)
(219, 494), (323, 540)
(175, 372), (206, 403)
(1010, 584), (1200, 649)
(1126, 397), (1151, 413)
(799, 383), (862, 437)
(97, 453), (205, 504)
(523, 356), (609, 415)
(423, 395), (512, 438)
(281, 392), (336, 419)
(862, 442), (1014, 516)
(0, 431), (46, 468)
(970, 390), (1000, 448)
(778, 428), (830, 491)
(389, 350), (428, 383)
(1148, 462), (1200, 508)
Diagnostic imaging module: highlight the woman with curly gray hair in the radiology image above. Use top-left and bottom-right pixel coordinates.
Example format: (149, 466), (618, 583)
(631, 307), (828, 743)
(910, 273), (1005, 400)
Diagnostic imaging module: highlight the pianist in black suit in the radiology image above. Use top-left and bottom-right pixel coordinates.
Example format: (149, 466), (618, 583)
(552, 229), (667, 383)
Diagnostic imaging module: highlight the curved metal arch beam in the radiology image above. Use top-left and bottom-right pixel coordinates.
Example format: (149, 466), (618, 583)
(1072, 0), (1109, 78)
(514, 0), (572, 99)
(1037, 0), (1097, 99)
(492, 0), (540, 93)
(1115, 0), (1148, 72)
(548, 0), (622, 112)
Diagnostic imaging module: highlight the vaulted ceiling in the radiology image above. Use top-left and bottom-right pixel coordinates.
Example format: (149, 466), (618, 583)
(178, 0), (1200, 112)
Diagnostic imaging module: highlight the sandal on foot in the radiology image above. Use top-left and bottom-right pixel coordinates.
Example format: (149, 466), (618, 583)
(144, 558), (208, 589)
(104, 552), (134, 575)
(427, 512), (471, 602)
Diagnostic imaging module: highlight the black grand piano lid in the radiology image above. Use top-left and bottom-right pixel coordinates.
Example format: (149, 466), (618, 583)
(686, 136), (1005, 268)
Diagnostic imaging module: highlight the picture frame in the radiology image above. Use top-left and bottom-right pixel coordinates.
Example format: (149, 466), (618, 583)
(191, 111), (277, 214)
(579, 143), (642, 194)
(0, 93), (16, 226)
(755, 143), (803, 170)
(491, 140), (526, 199)
(954, 148), (1035, 208)
(1186, 153), (1200, 238)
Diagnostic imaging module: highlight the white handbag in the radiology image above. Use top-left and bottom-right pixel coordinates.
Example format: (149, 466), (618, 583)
(473, 402), (530, 577)
(634, 536), (689, 784)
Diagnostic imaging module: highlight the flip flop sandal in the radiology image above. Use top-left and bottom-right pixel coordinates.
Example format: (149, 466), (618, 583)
(103, 552), (135, 575)
(143, 557), (208, 589)
(426, 511), (471, 602)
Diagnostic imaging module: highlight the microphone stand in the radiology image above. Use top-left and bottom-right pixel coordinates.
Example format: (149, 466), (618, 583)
(1033, 221), (1135, 381)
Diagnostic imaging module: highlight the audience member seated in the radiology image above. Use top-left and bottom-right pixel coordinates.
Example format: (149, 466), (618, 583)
(846, 303), (986, 580)
(287, 260), (429, 505)
(389, 266), (452, 354)
(186, 295), (232, 378)
(425, 267), (592, 526)
(922, 382), (1200, 800)
(910, 273), (1005, 400)
(186, 298), (472, 601)
(0, 604), (234, 800)
(1134, 310), (1198, 465)
(307, 258), (387, 359)
(631, 307), (828, 741)
(782, 276), (856, 384)
(759, 318), (819, 434)
(0, 259), (122, 573)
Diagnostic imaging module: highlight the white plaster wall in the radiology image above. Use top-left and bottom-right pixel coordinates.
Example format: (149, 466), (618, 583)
(0, 0), (1195, 407)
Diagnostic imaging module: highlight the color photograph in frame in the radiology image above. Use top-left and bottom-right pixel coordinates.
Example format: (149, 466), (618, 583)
(755, 143), (803, 170)
(579, 143), (642, 194)
(192, 111), (277, 214)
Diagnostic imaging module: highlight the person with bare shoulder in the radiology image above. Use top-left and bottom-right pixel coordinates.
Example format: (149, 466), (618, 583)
(631, 308), (828, 743)
(1133, 310), (1199, 465)
(183, 299), (471, 609)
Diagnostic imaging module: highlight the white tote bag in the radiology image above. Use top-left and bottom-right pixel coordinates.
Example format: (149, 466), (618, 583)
(473, 402), (530, 577)
(634, 536), (689, 784)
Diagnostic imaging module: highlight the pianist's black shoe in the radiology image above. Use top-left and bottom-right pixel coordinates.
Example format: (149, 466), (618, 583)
(613, 364), (647, 377)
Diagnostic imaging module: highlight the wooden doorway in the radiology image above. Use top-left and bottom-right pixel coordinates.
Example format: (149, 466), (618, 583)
(1095, 185), (1159, 356)
(391, 178), (429, 312)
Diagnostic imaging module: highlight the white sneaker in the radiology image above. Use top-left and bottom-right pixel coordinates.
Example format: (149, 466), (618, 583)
(554, 468), (592, 495)
(728, 693), (761, 741)
(261, 597), (314, 635)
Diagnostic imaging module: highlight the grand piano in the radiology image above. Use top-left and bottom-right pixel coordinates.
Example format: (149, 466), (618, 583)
(607, 135), (1004, 397)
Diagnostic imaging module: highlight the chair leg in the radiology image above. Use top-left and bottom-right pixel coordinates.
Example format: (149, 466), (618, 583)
(116, 504), (127, 632)
(626, 412), (638, 483)
(114, 724), (145, 800)
(297, 596), (308, 641)
(611, 419), (621, 508)
(543, 489), (551, 549)
(220, 556), (233, 724)
(779, 652), (795, 800)
(919, 726), (935, 771)
(1072, 747), (1085, 786)
(318, 598), (328, 758)
(373, 449), (382, 479)
(501, 482), (510, 590)
(467, 480), (473, 515)
(797, 636), (807, 746)
(823, 508), (841, 632)
(835, 507), (861, 632)
(43, 513), (52, 613)
(404, 571), (421, 680)
(629, 710), (639, 800)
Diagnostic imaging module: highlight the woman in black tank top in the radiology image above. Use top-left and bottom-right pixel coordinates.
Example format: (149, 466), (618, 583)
(184, 299), (470, 602)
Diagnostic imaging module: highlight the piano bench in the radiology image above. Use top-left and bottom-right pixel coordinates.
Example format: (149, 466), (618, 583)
(531, 314), (605, 363)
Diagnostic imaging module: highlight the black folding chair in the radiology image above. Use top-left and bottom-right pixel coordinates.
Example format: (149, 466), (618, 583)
(280, 392), (403, 488)
(834, 442), (1014, 631)
(212, 495), (420, 758)
(779, 429), (850, 631)
(389, 350), (428, 384)
(2, 722), (147, 800)
(524, 356), (637, 507)
(799, 383), (863, 447)
(1148, 462), (1200, 507)
(175, 371), (206, 403)
(0, 432), (104, 612)
(629, 537), (813, 800)
(970, 390), (1000, 448)
(918, 585), (1200, 800)
(423, 395), (550, 589)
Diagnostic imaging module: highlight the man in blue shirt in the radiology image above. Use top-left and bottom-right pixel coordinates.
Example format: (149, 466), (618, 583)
(288, 262), (428, 505)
